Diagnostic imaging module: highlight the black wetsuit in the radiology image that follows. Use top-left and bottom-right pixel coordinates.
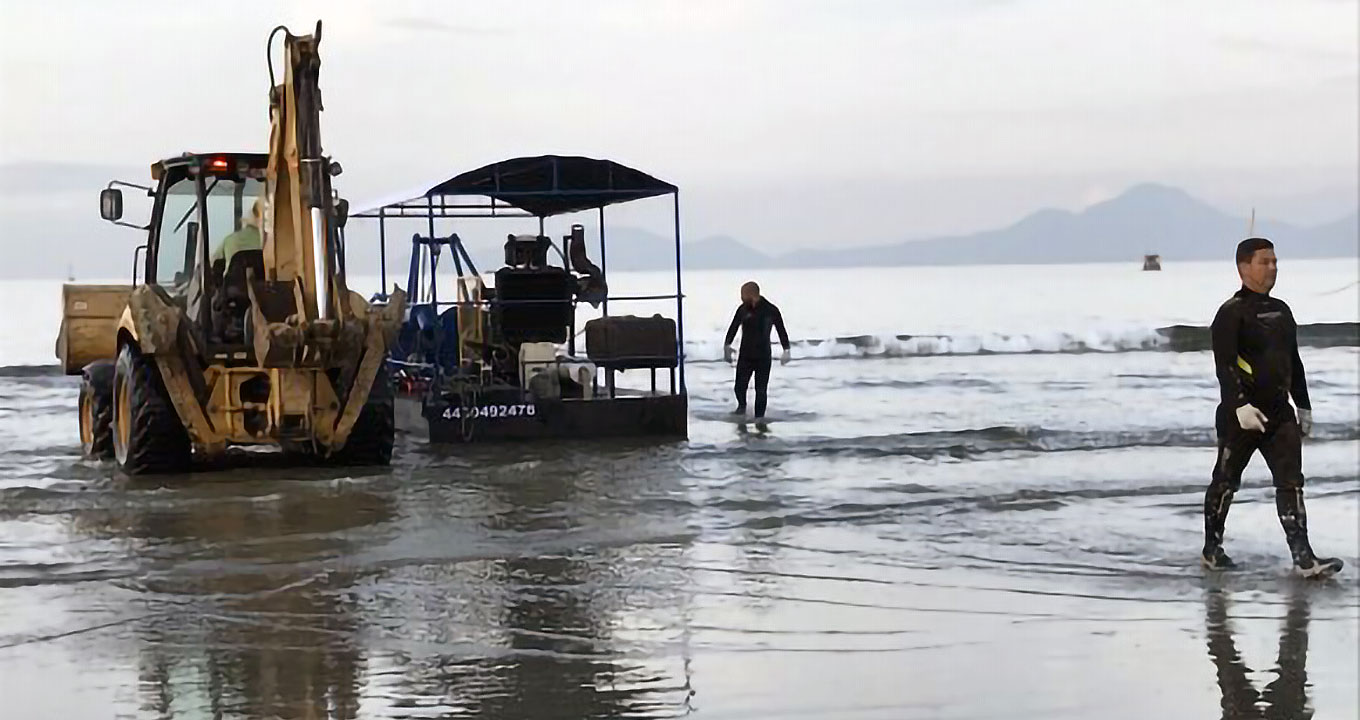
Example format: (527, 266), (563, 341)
(725, 298), (790, 417)
(1204, 286), (1315, 562)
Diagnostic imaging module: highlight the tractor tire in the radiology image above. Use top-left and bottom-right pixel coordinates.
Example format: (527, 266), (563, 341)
(78, 360), (116, 459)
(112, 344), (192, 475)
(331, 364), (395, 467)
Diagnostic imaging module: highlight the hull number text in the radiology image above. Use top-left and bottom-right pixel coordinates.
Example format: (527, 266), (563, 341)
(441, 404), (536, 420)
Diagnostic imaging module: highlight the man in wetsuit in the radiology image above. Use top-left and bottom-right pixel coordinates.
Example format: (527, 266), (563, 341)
(1202, 237), (1343, 577)
(723, 281), (791, 418)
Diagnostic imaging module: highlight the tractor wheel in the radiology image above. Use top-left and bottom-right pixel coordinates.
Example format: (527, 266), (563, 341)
(332, 364), (395, 467)
(112, 345), (192, 475)
(78, 360), (116, 459)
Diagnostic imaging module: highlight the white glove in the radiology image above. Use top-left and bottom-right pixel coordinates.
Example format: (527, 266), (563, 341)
(1297, 408), (1312, 437)
(780, 348), (791, 365)
(723, 345), (735, 364)
(1235, 404), (1268, 433)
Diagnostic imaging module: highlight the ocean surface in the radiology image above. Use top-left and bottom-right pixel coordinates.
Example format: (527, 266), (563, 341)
(1, 259), (1357, 719)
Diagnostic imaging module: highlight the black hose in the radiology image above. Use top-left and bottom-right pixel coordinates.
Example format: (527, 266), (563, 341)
(266, 26), (288, 91)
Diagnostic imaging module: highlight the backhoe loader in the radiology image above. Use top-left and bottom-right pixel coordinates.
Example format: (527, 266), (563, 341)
(55, 21), (406, 474)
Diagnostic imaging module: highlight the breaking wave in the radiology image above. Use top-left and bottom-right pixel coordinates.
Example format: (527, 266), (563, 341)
(0, 365), (63, 378)
(0, 323), (1354, 374)
(1157, 322), (1358, 351)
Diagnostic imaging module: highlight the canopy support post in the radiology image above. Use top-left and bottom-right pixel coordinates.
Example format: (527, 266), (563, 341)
(673, 191), (685, 394)
(378, 207), (387, 299)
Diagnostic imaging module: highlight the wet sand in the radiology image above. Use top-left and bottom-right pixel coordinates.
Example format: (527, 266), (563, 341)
(2, 419), (1356, 718)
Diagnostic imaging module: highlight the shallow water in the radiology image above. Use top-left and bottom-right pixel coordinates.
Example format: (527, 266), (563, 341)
(2, 261), (1357, 719)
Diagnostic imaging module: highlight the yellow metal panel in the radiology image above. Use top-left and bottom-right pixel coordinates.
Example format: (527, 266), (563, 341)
(273, 368), (315, 433)
(329, 328), (384, 448)
(155, 354), (225, 454)
(312, 372), (341, 447)
(55, 284), (132, 374)
(62, 284), (132, 318)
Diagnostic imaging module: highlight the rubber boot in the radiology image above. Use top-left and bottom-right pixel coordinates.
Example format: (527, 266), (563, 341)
(1203, 485), (1237, 570)
(1277, 487), (1344, 578)
(1202, 546), (1237, 571)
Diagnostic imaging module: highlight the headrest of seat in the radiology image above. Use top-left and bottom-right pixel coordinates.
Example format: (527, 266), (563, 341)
(504, 234), (551, 268)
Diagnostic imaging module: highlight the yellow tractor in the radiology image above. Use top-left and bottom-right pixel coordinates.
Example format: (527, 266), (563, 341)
(55, 22), (405, 474)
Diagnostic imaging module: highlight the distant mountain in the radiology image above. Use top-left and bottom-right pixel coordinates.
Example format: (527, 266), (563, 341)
(1299, 211), (1359, 258)
(775, 183), (1358, 268)
(3, 175), (1352, 278)
(581, 227), (772, 272)
(685, 234), (774, 270)
(597, 183), (1357, 271)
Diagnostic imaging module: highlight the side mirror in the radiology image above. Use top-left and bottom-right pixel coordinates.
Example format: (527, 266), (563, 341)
(100, 188), (124, 222)
(335, 198), (349, 229)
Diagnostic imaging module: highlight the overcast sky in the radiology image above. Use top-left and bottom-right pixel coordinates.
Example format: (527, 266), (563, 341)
(1, 0), (1356, 278)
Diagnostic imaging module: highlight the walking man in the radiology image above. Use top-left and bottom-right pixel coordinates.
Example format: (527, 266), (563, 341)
(1202, 237), (1342, 577)
(723, 281), (791, 419)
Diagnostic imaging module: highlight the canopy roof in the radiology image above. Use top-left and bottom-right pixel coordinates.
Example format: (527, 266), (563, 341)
(356, 155), (677, 217)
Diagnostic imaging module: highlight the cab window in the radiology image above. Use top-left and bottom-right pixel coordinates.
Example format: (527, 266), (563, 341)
(155, 179), (199, 288)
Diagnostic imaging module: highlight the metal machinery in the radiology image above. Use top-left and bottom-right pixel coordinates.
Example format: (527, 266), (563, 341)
(352, 155), (687, 443)
(55, 22), (406, 474)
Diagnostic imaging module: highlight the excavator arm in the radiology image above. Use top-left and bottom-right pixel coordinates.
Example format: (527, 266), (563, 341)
(262, 21), (348, 326)
(251, 21), (403, 452)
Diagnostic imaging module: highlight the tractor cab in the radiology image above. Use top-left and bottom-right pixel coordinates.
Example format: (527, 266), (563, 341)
(100, 152), (271, 349)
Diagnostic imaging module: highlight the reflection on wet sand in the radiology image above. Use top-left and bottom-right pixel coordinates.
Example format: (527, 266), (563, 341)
(71, 445), (700, 719)
(372, 454), (697, 719)
(1205, 583), (1313, 720)
(103, 474), (387, 719)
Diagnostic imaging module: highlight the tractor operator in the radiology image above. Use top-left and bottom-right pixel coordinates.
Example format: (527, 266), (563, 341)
(211, 197), (264, 270)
